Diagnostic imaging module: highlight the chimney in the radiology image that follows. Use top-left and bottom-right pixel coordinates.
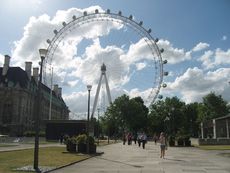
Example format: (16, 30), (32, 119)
(33, 67), (39, 83)
(58, 87), (62, 97)
(25, 62), (32, 80)
(53, 84), (59, 96)
(2, 55), (11, 76)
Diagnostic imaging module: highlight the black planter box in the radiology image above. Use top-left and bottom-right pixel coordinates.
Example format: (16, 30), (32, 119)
(66, 143), (77, 152)
(77, 143), (96, 154)
(77, 143), (87, 153)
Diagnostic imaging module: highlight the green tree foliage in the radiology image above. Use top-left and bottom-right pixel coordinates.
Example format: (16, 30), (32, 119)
(198, 92), (229, 121)
(149, 96), (186, 136)
(101, 94), (148, 137)
(100, 92), (229, 139)
(184, 102), (199, 137)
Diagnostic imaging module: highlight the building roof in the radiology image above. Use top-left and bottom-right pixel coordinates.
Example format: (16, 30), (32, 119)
(0, 67), (29, 88)
(0, 67), (68, 109)
(215, 114), (230, 121)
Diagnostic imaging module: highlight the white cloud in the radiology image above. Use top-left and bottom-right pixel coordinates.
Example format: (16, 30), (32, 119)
(199, 50), (214, 69)
(192, 42), (210, 52)
(63, 91), (88, 115)
(121, 38), (154, 64)
(136, 62), (147, 70)
(222, 35), (227, 41)
(11, 6), (114, 67)
(67, 80), (79, 87)
(215, 48), (230, 65)
(157, 39), (191, 64)
(166, 67), (230, 103)
(199, 49), (230, 69)
(0, 54), (4, 66)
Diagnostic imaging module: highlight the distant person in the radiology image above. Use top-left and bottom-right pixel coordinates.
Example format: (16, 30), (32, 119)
(133, 133), (137, 144)
(159, 132), (167, 158)
(123, 132), (127, 145)
(127, 133), (132, 145)
(59, 133), (64, 144)
(137, 132), (142, 147)
(153, 133), (158, 145)
(141, 132), (147, 149)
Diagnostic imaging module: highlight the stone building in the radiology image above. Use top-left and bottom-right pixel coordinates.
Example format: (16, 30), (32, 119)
(0, 55), (69, 136)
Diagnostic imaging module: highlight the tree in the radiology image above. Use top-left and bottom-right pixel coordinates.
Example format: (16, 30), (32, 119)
(149, 97), (186, 136)
(198, 92), (229, 121)
(127, 97), (149, 132)
(148, 100), (167, 134)
(101, 94), (149, 138)
(184, 102), (199, 137)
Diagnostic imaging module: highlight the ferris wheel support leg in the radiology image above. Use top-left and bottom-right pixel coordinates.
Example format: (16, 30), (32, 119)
(104, 73), (112, 104)
(91, 74), (103, 119)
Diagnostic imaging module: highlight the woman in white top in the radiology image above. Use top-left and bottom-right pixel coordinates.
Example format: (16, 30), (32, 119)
(159, 132), (166, 158)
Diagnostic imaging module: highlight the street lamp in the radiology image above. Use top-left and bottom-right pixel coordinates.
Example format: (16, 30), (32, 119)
(34, 49), (47, 171)
(86, 85), (92, 154)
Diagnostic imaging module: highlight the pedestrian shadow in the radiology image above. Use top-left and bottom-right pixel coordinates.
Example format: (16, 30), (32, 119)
(97, 157), (144, 168)
(163, 158), (185, 162)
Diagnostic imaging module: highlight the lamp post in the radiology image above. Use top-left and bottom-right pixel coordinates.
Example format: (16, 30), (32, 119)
(34, 49), (47, 171)
(86, 85), (92, 154)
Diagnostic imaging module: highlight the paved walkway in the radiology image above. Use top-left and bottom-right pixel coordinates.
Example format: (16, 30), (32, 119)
(50, 141), (230, 173)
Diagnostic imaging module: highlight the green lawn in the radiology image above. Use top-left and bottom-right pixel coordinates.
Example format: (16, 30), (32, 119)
(0, 144), (18, 147)
(196, 145), (230, 150)
(0, 147), (90, 173)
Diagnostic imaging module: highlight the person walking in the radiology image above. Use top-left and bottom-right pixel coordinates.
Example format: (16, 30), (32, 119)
(137, 132), (142, 147)
(141, 132), (147, 149)
(127, 133), (132, 145)
(122, 132), (127, 145)
(159, 132), (167, 158)
(153, 133), (158, 145)
(133, 133), (137, 144)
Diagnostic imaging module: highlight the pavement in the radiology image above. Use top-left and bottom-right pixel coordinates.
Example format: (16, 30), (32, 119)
(49, 141), (230, 173)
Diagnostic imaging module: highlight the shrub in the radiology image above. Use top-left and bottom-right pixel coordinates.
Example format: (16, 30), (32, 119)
(76, 134), (87, 144)
(23, 131), (45, 137)
(23, 131), (35, 137)
(168, 135), (175, 146)
(76, 134), (95, 145)
(66, 136), (78, 145)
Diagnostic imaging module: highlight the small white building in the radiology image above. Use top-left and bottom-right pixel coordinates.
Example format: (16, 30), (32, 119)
(199, 114), (230, 145)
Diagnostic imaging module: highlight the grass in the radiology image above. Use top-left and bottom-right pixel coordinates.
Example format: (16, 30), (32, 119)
(20, 140), (57, 144)
(0, 144), (18, 147)
(196, 145), (230, 150)
(0, 147), (90, 173)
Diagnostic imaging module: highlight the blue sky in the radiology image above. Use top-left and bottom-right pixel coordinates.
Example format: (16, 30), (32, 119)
(0, 0), (229, 119)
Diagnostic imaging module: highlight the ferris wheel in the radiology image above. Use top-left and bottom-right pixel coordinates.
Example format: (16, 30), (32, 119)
(43, 9), (168, 116)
